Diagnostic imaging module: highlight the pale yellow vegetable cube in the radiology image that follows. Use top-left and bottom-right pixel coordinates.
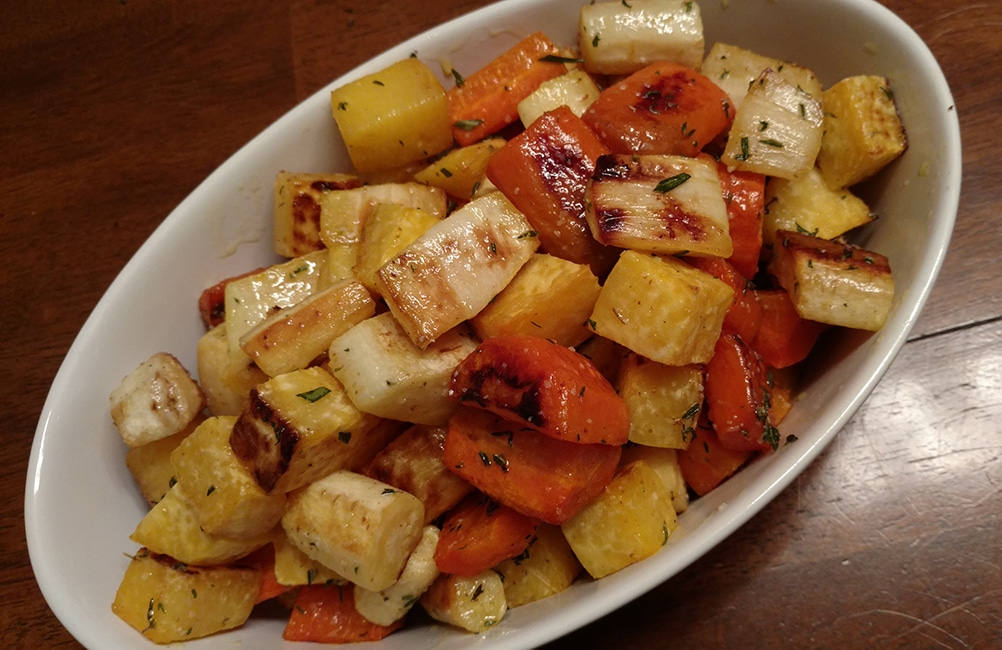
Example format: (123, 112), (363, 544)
(196, 323), (268, 417)
(125, 424), (195, 507)
(331, 58), (453, 173)
(494, 524), (582, 608)
(817, 75), (908, 189)
(619, 444), (689, 513)
(112, 548), (261, 643)
(354, 203), (441, 293)
(273, 171), (361, 258)
(272, 532), (347, 587)
(561, 460), (677, 579)
(170, 416), (287, 540)
(281, 471), (425, 592)
(471, 253), (601, 348)
(420, 570), (507, 633)
(413, 138), (505, 201)
(110, 352), (204, 448)
(517, 70), (601, 126)
(354, 525), (441, 626)
(588, 251), (733, 365)
(616, 352), (702, 449)
(701, 42), (823, 111)
(762, 166), (874, 246)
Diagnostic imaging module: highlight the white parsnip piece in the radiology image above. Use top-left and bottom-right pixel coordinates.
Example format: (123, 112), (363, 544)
(517, 69), (601, 126)
(701, 42), (823, 110)
(281, 471), (425, 592)
(768, 229), (894, 331)
(355, 525), (441, 626)
(579, 0), (704, 75)
(376, 192), (540, 348)
(110, 352), (204, 447)
(723, 69), (824, 180)
(273, 171), (361, 258)
(196, 323), (268, 417)
(420, 570), (507, 633)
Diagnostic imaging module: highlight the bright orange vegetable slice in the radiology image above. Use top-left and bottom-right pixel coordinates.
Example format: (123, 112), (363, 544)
(449, 334), (630, 446)
(443, 407), (620, 525)
(715, 162), (765, 279)
(447, 31), (565, 147)
(434, 492), (541, 576)
(751, 289), (827, 369)
(582, 61), (733, 157)
(283, 583), (403, 643)
(677, 418), (753, 496)
(687, 256), (762, 344)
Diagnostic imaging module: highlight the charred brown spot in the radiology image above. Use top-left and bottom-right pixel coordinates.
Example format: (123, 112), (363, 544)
(633, 71), (694, 115)
(229, 388), (299, 493)
(593, 154), (633, 180)
(459, 365), (547, 428)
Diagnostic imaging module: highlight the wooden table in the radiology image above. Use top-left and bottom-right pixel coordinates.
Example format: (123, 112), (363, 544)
(2, 0), (998, 646)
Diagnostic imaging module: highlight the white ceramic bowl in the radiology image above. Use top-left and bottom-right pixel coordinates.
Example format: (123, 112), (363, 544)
(25, 0), (960, 647)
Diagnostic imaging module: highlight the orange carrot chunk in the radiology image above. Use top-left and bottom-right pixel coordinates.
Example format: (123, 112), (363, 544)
(283, 583), (403, 643)
(751, 289), (827, 369)
(447, 31), (565, 147)
(486, 105), (619, 276)
(449, 334), (630, 446)
(443, 407), (621, 525)
(715, 162), (765, 280)
(704, 332), (781, 453)
(687, 256), (762, 344)
(582, 61), (733, 157)
(434, 492), (541, 576)
(677, 418), (753, 496)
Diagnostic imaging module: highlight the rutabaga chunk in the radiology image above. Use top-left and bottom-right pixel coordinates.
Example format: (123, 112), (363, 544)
(196, 323), (268, 417)
(354, 203), (441, 293)
(561, 460), (678, 579)
(228, 366), (402, 494)
(125, 423), (197, 507)
(110, 352), (204, 447)
(768, 229), (894, 331)
(589, 250), (733, 365)
(494, 524), (582, 608)
(170, 416), (287, 540)
(619, 444), (690, 514)
(281, 471), (425, 592)
(517, 69), (601, 127)
(272, 532), (347, 587)
(762, 166), (874, 246)
(723, 69), (824, 180)
(585, 153), (732, 257)
(701, 42), (823, 111)
(376, 192), (540, 349)
(413, 138), (506, 202)
(224, 250), (328, 357)
(329, 313), (479, 425)
(615, 352), (702, 450)
(112, 548), (261, 644)
(816, 75), (908, 189)
(579, 0), (705, 76)
(355, 525), (441, 626)
(273, 171), (361, 258)
(420, 570), (507, 633)
(239, 279), (376, 377)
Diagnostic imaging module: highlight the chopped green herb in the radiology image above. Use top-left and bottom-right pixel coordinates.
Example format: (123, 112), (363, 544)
(453, 119), (483, 131)
(297, 386), (331, 403)
(539, 54), (584, 64)
(654, 173), (691, 193)
(759, 138), (784, 148)
(338, 431), (352, 444)
(735, 136), (751, 161)
(451, 68), (466, 87)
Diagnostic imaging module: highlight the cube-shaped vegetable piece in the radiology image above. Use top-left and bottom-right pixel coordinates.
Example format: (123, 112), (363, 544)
(273, 171), (361, 258)
(239, 279), (376, 377)
(450, 335), (630, 446)
(131, 487), (270, 565)
(762, 166), (874, 246)
(319, 181), (447, 281)
(272, 532), (347, 587)
(677, 418), (752, 495)
(579, 0), (705, 75)
(701, 42), (823, 111)
(494, 524), (582, 608)
(355, 525), (441, 626)
(561, 460), (677, 579)
(196, 323), (268, 417)
(281, 471), (425, 592)
(331, 58), (453, 173)
(170, 416), (287, 539)
(112, 548), (261, 643)
(471, 253), (601, 348)
(447, 31), (565, 147)
(434, 493), (540, 577)
(619, 444), (690, 513)
(585, 153), (733, 258)
(413, 138), (505, 201)
(420, 570), (507, 633)
(768, 229), (894, 331)
(443, 408), (621, 525)
(582, 61), (732, 157)
(717, 162), (766, 280)
(376, 192), (540, 349)
(110, 352), (204, 447)
(224, 250), (328, 356)
(517, 69), (601, 126)
(354, 203), (442, 293)
(486, 105), (619, 276)
(589, 251), (733, 365)
(229, 366), (402, 493)
(723, 69), (824, 180)
(817, 75), (908, 188)
(329, 313), (479, 425)
(362, 424), (474, 524)
(616, 353), (702, 449)
(125, 423), (196, 507)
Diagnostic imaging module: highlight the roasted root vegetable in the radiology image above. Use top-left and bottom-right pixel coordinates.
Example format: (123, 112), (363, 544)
(751, 289), (827, 368)
(420, 569), (508, 633)
(716, 162), (765, 280)
(615, 352), (702, 450)
(273, 172), (362, 258)
(435, 492), (541, 576)
(354, 525), (441, 626)
(701, 42), (823, 111)
(494, 524), (582, 608)
(704, 333), (781, 453)
(517, 69), (601, 126)
(677, 418), (753, 496)
(110, 352), (204, 448)
(449, 334), (630, 446)
(762, 166), (874, 246)
(283, 583), (404, 643)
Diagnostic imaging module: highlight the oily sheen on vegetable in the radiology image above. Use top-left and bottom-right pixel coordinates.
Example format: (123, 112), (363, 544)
(106, 0), (906, 643)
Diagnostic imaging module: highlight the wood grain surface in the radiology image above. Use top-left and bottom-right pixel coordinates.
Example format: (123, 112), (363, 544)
(2, 0), (999, 647)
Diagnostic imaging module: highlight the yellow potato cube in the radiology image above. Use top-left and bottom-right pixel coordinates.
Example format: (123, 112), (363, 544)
(354, 203), (440, 293)
(495, 524), (582, 608)
(616, 352), (702, 449)
(413, 138), (505, 200)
